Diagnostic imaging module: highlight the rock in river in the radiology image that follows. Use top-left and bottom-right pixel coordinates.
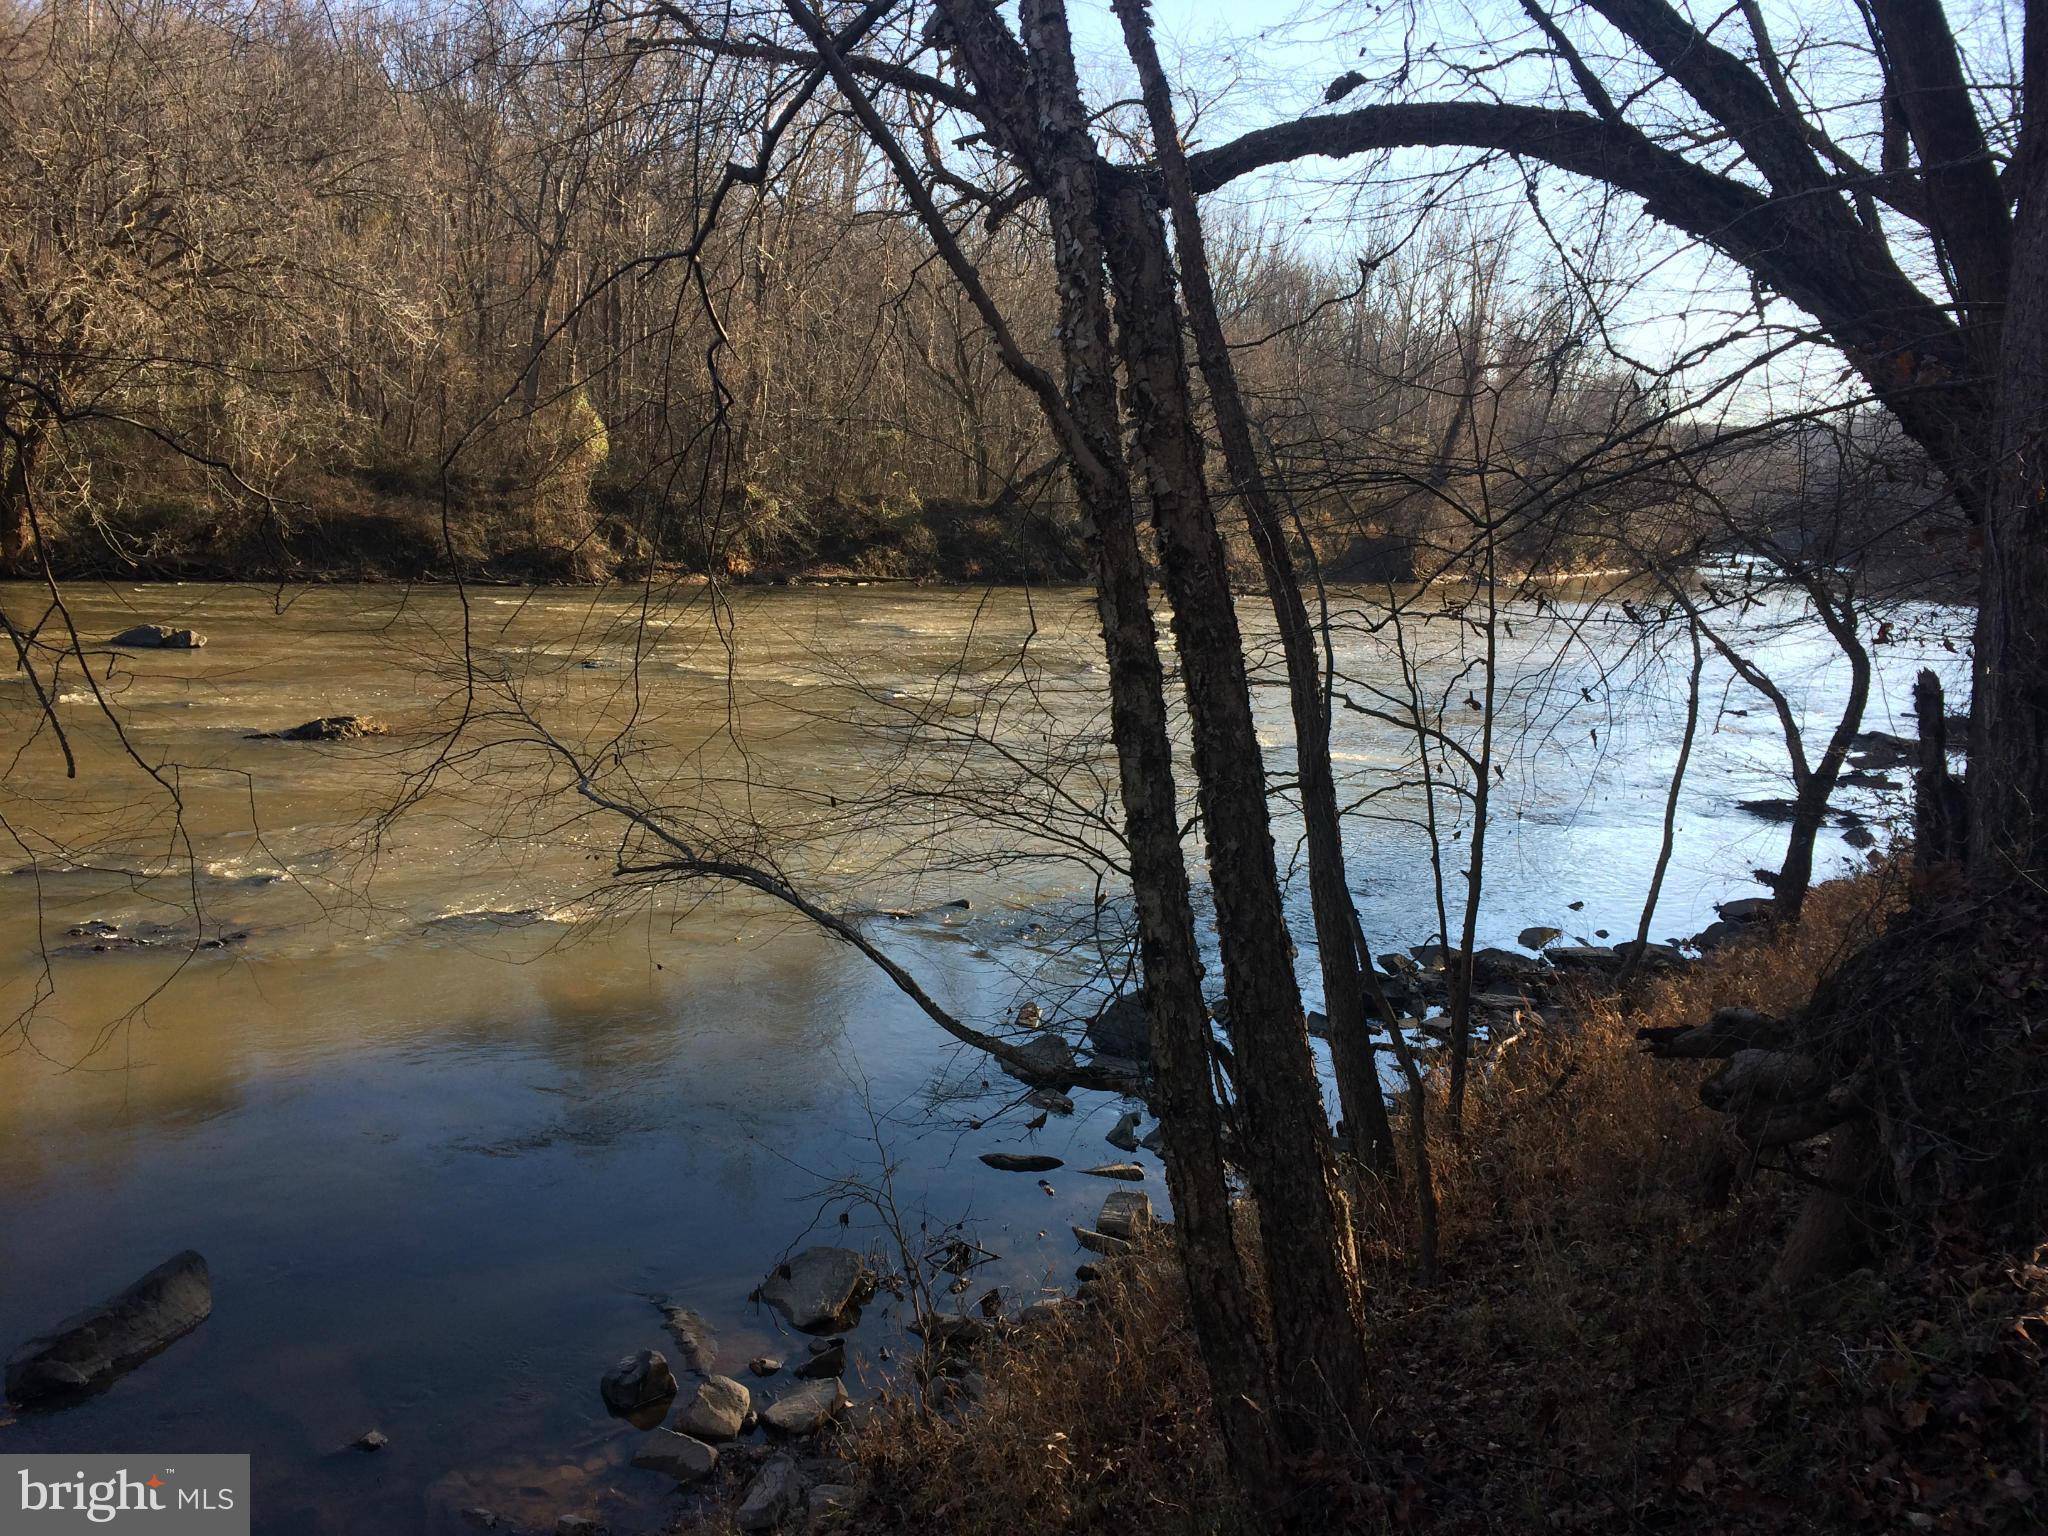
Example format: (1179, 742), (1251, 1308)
(1085, 992), (1150, 1059)
(1081, 1163), (1145, 1181)
(5, 1249), (212, 1404)
(658, 1302), (717, 1371)
(979, 1152), (1062, 1173)
(675, 1374), (750, 1440)
(757, 1247), (873, 1333)
(795, 1339), (846, 1380)
(263, 715), (388, 742)
(630, 1428), (718, 1483)
(1097, 1190), (1154, 1242)
(1105, 1110), (1141, 1152)
(599, 1349), (676, 1415)
(110, 624), (206, 649)
(759, 1377), (848, 1436)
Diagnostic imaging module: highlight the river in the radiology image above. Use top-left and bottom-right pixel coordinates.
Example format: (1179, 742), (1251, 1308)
(0, 579), (1964, 1533)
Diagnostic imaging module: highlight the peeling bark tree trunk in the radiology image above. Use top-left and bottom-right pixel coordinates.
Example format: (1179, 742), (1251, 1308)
(1098, 175), (1372, 1435)
(1109, 0), (1397, 1182)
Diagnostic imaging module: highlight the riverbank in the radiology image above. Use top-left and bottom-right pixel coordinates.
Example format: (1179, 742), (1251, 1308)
(673, 868), (2045, 1535)
(19, 471), (1097, 588)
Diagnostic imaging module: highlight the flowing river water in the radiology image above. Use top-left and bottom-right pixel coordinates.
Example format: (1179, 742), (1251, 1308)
(0, 579), (1964, 1533)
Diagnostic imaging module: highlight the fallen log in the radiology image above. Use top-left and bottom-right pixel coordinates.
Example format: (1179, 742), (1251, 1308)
(1637, 1006), (1786, 1060)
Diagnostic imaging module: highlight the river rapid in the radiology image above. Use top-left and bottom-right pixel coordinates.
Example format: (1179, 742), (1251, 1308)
(0, 579), (1964, 1533)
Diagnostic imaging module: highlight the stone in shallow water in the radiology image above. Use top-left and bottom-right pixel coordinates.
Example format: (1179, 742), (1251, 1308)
(5, 1249), (212, 1404)
(1073, 1225), (1131, 1256)
(1002, 1034), (1074, 1081)
(629, 1428), (717, 1483)
(756, 1247), (872, 1332)
(599, 1349), (676, 1415)
(1081, 1163), (1145, 1181)
(1085, 992), (1150, 1059)
(111, 624), (206, 649)
(265, 714), (388, 742)
(1097, 1189), (1153, 1241)
(659, 1303), (717, 1371)
(1104, 1110), (1141, 1152)
(796, 1339), (846, 1380)
(979, 1152), (1062, 1173)
(675, 1374), (750, 1440)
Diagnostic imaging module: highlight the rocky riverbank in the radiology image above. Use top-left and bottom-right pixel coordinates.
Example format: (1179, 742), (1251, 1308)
(735, 867), (2043, 1536)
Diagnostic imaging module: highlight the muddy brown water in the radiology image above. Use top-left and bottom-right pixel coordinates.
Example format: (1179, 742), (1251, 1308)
(0, 580), (1960, 1533)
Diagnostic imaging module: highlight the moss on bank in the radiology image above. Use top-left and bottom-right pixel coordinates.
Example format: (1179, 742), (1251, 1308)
(716, 870), (2045, 1534)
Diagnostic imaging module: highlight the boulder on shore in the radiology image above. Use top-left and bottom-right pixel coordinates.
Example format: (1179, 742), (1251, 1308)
(756, 1247), (873, 1333)
(1545, 944), (1621, 971)
(5, 1249), (213, 1404)
(675, 1374), (750, 1440)
(111, 624), (206, 650)
(1473, 946), (1553, 987)
(759, 1377), (848, 1435)
(599, 1349), (676, 1415)
(736, 1456), (804, 1531)
(1716, 896), (1777, 925)
(1614, 939), (1686, 969)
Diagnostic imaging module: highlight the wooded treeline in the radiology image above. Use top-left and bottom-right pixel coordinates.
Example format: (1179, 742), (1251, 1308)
(0, 0), (1863, 585)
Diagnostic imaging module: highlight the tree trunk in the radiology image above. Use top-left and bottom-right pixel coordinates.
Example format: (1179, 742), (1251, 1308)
(1967, 20), (2048, 888)
(1109, 0), (1397, 1182)
(1099, 176), (1372, 1436)
(1774, 597), (1871, 922)
(792, 0), (1285, 1487)
(1, 432), (38, 574)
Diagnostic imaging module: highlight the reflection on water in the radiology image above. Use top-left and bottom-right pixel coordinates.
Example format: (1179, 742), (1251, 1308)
(0, 580), (1963, 1533)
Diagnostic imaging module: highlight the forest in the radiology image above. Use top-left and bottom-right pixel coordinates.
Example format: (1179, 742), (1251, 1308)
(0, 0), (1963, 590)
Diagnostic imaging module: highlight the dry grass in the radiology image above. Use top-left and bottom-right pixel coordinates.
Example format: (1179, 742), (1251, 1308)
(783, 867), (2045, 1535)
